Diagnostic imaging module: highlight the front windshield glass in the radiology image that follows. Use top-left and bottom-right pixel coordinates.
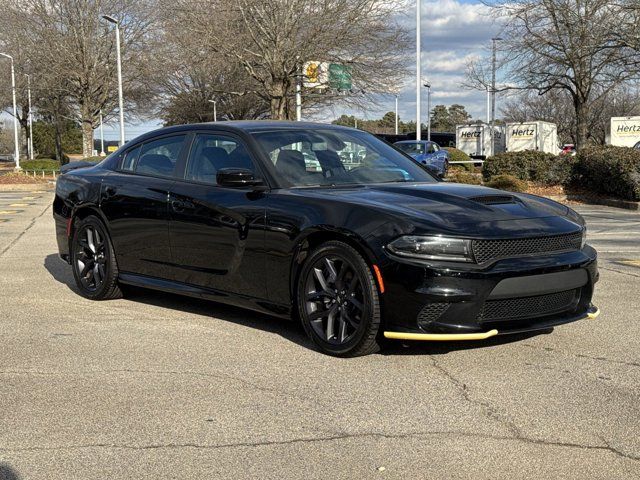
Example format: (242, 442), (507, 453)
(395, 142), (424, 155)
(253, 129), (437, 187)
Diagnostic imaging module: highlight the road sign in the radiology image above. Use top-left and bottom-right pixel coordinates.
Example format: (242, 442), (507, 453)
(329, 64), (352, 91)
(303, 61), (328, 88)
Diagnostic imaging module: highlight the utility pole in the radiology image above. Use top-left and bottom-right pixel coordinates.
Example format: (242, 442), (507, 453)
(490, 37), (502, 157)
(395, 94), (399, 135)
(208, 99), (217, 122)
(424, 82), (431, 141)
(102, 15), (126, 146)
(99, 110), (105, 156)
(416, 0), (421, 141)
(0, 53), (20, 170)
(25, 74), (34, 160)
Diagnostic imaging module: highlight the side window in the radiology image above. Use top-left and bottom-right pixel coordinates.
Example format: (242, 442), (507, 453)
(121, 145), (141, 171)
(136, 135), (186, 178)
(185, 134), (254, 185)
(427, 143), (436, 154)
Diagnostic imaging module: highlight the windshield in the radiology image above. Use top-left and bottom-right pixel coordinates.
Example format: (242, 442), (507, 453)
(395, 142), (425, 155)
(253, 129), (437, 187)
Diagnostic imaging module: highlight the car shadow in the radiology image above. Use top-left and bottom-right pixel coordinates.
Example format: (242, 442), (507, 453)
(43, 254), (311, 349)
(0, 464), (21, 480)
(44, 253), (554, 356)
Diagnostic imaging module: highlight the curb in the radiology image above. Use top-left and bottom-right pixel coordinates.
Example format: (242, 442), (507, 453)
(547, 194), (639, 211)
(0, 183), (55, 192)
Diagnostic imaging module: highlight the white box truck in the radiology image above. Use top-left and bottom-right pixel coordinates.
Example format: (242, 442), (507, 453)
(505, 121), (558, 154)
(610, 116), (640, 147)
(455, 123), (505, 159)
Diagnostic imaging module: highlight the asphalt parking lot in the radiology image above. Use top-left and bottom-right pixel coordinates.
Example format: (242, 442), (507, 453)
(0, 190), (639, 479)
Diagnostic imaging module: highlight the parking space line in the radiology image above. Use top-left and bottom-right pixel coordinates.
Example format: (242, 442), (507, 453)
(0, 210), (21, 215)
(9, 203), (32, 207)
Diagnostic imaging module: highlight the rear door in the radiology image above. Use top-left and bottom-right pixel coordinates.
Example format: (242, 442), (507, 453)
(167, 132), (267, 299)
(100, 133), (189, 279)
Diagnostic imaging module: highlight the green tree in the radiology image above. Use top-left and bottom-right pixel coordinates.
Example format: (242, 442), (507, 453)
(430, 104), (471, 132)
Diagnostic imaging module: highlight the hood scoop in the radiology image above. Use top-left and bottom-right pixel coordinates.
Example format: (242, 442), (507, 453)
(468, 195), (518, 205)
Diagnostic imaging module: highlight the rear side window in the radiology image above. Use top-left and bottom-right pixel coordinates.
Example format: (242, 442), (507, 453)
(121, 145), (141, 171)
(136, 135), (186, 178)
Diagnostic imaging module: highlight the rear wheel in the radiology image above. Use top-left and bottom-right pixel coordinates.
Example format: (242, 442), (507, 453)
(71, 215), (122, 300)
(297, 241), (382, 357)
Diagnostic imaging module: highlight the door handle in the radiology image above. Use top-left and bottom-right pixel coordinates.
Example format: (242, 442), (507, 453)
(171, 199), (194, 212)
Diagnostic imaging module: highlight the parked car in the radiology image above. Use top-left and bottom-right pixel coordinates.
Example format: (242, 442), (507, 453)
(560, 144), (576, 156)
(633, 141), (640, 150)
(54, 121), (598, 357)
(394, 140), (449, 177)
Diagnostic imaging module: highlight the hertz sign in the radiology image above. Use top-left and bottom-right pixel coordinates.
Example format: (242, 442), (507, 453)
(610, 117), (640, 147)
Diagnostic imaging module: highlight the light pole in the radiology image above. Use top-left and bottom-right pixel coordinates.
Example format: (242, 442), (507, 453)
(208, 99), (217, 122)
(0, 53), (20, 170)
(102, 15), (125, 146)
(25, 73), (34, 160)
(395, 94), (399, 135)
(424, 82), (431, 141)
(490, 37), (502, 156)
(99, 110), (105, 156)
(416, 0), (421, 141)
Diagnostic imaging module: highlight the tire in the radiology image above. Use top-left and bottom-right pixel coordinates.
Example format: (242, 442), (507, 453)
(297, 241), (382, 357)
(70, 215), (122, 300)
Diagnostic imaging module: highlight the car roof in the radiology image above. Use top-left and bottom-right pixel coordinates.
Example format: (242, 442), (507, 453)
(394, 140), (430, 144)
(130, 121), (360, 144)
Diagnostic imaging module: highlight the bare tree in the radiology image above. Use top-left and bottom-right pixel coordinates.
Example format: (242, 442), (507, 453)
(162, 0), (409, 120)
(0, 0), (158, 157)
(467, 0), (640, 149)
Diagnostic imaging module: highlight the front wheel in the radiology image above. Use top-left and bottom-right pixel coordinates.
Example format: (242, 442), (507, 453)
(297, 241), (382, 357)
(70, 215), (122, 300)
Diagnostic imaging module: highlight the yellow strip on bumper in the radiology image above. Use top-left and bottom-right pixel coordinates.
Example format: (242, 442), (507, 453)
(384, 306), (600, 341)
(384, 329), (499, 341)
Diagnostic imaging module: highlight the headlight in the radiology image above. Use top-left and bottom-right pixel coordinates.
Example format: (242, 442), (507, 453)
(387, 235), (474, 262)
(581, 226), (587, 249)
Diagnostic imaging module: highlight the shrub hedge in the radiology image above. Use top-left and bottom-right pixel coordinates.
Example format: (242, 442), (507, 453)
(485, 174), (528, 193)
(444, 147), (473, 172)
(447, 170), (483, 185)
(573, 146), (640, 201)
(483, 150), (574, 186)
(20, 159), (60, 171)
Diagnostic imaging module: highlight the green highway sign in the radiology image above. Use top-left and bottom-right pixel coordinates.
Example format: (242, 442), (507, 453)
(328, 63), (352, 91)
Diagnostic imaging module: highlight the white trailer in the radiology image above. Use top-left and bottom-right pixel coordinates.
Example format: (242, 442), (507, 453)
(505, 121), (558, 154)
(610, 116), (640, 147)
(455, 123), (505, 159)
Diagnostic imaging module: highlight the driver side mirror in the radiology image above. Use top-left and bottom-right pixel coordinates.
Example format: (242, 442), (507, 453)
(217, 168), (266, 190)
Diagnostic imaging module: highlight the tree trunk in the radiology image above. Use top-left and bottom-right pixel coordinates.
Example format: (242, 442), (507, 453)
(81, 118), (94, 158)
(574, 96), (589, 150)
(54, 117), (66, 165)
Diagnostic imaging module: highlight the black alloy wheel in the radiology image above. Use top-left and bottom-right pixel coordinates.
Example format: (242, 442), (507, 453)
(298, 241), (381, 357)
(71, 215), (122, 300)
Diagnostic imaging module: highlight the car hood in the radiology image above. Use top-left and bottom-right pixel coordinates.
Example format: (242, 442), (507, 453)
(296, 182), (581, 237)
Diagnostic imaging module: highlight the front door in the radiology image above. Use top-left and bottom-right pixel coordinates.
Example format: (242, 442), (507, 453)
(167, 132), (267, 299)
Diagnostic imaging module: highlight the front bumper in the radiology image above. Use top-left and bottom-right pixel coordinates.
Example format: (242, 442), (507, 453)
(379, 245), (599, 338)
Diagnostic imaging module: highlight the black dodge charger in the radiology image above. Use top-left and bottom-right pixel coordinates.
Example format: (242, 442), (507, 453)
(54, 121), (599, 357)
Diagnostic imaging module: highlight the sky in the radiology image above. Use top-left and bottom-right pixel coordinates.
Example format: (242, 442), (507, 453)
(99, 0), (502, 140)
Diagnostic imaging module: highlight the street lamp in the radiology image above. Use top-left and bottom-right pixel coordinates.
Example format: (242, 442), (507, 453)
(416, 0), (421, 141)
(0, 53), (20, 170)
(208, 99), (217, 122)
(490, 37), (503, 156)
(24, 73), (34, 160)
(423, 82), (431, 141)
(395, 94), (399, 136)
(99, 110), (105, 156)
(101, 15), (125, 146)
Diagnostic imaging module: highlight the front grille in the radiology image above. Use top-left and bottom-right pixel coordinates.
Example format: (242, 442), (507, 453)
(472, 231), (583, 264)
(417, 303), (450, 327)
(477, 289), (579, 322)
(469, 195), (516, 205)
